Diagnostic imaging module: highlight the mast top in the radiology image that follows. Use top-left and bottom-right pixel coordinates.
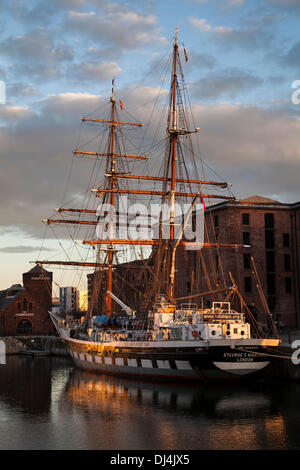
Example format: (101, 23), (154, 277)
(175, 26), (178, 46)
(111, 77), (116, 103)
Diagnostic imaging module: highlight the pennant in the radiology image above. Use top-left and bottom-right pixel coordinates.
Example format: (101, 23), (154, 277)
(201, 196), (206, 211)
(183, 46), (188, 63)
(119, 100), (124, 110)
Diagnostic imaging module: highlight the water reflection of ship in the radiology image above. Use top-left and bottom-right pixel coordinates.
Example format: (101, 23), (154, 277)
(61, 368), (289, 449)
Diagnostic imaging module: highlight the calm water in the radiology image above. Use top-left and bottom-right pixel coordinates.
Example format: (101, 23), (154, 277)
(0, 355), (300, 450)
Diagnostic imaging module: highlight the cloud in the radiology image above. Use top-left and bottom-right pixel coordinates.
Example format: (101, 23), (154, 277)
(66, 61), (121, 83)
(185, 52), (218, 70)
(190, 102), (300, 201)
(279, 40), (300, 68)
(191, 69), (263, 99)
(1, 87), (300, 245)
(0, 105), (33, 121)
(0, 246), (54, 253)
(65, 8), (166, 50)
(189, 17), (212, 32)
(188, 0), (245, 5)
(7, 82), (41, 100)
(0, 30), (73, 63)
(267, 0), (300, 13)
(213, 24), (273, 51)
(0, 29), (73, 84)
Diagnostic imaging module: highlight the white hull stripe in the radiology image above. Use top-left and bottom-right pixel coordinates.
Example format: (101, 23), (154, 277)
(128, 359), (138, 367)
(141, 359), (153, 368)
(175, 360), (193, 370)
(213, 361), (270, 375)
(157, 360), (171, 369)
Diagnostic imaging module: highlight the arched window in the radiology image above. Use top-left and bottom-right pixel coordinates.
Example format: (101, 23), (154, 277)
(23, 299), (27, 311)
(17, 319), (32, 335)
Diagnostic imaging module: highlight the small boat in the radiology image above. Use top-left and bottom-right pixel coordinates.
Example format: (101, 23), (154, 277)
(21, 349), (48, 357)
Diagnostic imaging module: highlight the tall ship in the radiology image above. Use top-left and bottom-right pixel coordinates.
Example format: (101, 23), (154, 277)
(36, 31), (281, 381)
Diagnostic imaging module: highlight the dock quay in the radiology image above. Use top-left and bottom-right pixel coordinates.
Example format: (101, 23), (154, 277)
(0, 335), (68, 357)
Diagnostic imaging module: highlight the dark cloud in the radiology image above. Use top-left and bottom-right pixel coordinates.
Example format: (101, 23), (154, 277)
(191, 69), (263, 99)
(0, 30), (73, 84)
(1, 90), (300, 243)
(185, 52), (218, 70)
(66, 61), (121, 83)
(213, 25), (274, 51)
(279, 40), (300, 69)
(0, 30), (73, 63)
(267, 0), (300, 13)
(7, 82), (41, 100)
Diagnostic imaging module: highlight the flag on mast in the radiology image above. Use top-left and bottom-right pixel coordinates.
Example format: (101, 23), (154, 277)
(201, 195), (206, 211)
(119, 100), (124, 110)
(183, 45), (188, 62)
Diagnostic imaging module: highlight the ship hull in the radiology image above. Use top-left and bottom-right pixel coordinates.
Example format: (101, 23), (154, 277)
(63, 335), (278, 382)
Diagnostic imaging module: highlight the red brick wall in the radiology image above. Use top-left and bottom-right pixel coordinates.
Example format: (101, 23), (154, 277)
(0, 269), (54, 336)
(201, 203), (298, 327)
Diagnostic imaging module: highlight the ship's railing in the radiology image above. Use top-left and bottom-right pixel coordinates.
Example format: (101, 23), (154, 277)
(197, 312), (245, 322)
(178, 303), (197, 310)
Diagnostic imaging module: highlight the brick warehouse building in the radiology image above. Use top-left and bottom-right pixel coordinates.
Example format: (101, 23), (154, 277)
(87, 195), (300, 329)
(0, 265), (54, 336)
(199, 196), (300, 328)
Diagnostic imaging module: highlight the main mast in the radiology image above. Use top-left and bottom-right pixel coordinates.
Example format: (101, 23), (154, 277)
(35, 31), (249, 315)
(107, 78), (116, 316)
(168, 28), (179, 302)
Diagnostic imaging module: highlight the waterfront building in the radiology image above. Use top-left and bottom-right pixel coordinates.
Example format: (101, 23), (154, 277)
(197, 196), (300, 328)
(59, 286), (78, 315)
(0, 265), (53, 336)
(86, 195), (300, 328)
(77, 290), (88, 312)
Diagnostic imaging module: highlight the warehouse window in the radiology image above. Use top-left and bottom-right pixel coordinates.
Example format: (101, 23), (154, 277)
(243, 232), (250, 245)
(244, 277), (252, 292)
(284, 254), (291, 271)
(285, 277), (292, 293)
(283, 233), (290, 247)
(265, 213), (274, 229)
(244, 254), (251, 269)
(242, 213), (249, 225)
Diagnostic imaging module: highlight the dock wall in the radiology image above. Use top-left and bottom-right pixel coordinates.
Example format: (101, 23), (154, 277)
(0, 335), (69, 356)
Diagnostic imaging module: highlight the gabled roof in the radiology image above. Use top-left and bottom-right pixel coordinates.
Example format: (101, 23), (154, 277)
(25, 264), (51, 275)
(239, 195), (280, 204)
(0, 285), (24, 311)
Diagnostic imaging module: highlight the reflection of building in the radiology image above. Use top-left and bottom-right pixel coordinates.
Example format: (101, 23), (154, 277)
(0, 265), (53, 336)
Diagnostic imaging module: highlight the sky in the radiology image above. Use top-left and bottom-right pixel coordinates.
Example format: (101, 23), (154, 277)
(0, 0), (300, 292)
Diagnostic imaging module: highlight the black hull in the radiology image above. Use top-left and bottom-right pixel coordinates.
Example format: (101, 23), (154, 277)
(66, 339), (277, 382)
